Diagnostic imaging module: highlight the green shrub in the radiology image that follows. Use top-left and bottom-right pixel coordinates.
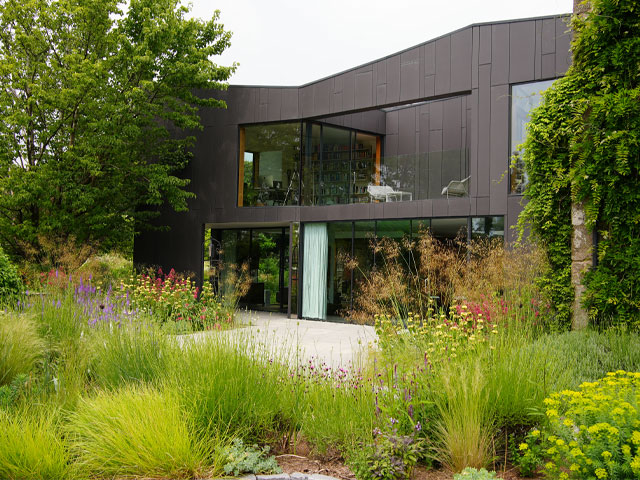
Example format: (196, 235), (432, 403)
(349, 428), (423, 480)
(0, 313), (44, 386)
(453, 467), (498, 479)
(220, 438), (281, 476)
(67, 384), (212, 479)
(529, 371), (640, 479)
(0, 246), (22, 303)
(76, 252), (131, 286)
(0, 406), (69, 480)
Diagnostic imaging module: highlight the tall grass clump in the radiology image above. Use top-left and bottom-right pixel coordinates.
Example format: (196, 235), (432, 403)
(67, 384), (212, 479)
(169, 331), (299, 444)
(432, 358), (494, 473)
(0, 406), (69, 480)
(298, 359), (376, 453)
(89, 321), (175, 389)
(0, 312), (44, 385)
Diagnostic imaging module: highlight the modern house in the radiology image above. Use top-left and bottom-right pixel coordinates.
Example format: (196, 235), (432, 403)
(134, 14), (571, 321)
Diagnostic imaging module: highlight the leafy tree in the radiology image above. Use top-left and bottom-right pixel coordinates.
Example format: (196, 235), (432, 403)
(0, 0), (235, 263)
(519, 0), (640, 328)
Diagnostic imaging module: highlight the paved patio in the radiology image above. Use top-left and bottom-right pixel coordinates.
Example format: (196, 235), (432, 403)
(232, 310), (377, 368)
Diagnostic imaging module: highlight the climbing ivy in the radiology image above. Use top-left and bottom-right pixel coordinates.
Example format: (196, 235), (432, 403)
(518, 0), (640, 329)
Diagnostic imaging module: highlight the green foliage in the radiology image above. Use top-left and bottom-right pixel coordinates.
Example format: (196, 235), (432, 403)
(0, 406), (69, 480)
(0, 0), (235, 260)
(529, 371), (640, 479)
(453, 468), (498, 479)
(512, 430), (544, 477)
(89, 322), (174, 389)
(519, 0), (640, 328)
(0, 313), (44, 386)
(0, 246), (23, 302)
(67, 384), (212, 479)
(350, 429), (423, 480)
(220, 438), (281, 476)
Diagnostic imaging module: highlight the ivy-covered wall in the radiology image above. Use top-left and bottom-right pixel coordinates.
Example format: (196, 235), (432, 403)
(519, 0), (640, 329)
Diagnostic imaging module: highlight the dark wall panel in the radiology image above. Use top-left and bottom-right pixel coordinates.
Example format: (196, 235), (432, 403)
(400, 48), (420, 102)
(509, 21), (536, 84)
(450, 29), (473, 92)
(491, 23), (509, 85)
(489, 84), (509, 213)
(435, 36), (451, 95)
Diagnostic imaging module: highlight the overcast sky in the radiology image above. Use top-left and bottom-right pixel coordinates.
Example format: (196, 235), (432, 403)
(187, 0), (573, 87)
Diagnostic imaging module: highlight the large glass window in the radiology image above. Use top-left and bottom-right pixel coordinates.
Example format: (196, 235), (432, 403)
(239, 123), (301, 207)
(510, 79), (555, 194)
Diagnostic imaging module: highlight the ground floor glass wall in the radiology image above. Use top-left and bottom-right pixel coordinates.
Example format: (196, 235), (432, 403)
(211, 227), (290, 313)
(303, 216), (504, 320)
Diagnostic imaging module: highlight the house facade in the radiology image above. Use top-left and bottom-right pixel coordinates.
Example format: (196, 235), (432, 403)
(134, 14), (571, 321)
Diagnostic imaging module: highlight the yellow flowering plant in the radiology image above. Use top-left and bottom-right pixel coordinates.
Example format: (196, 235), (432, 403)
(374, 302), (500, 367)
(525, 371), (640, 479)
(121, 268), (230, 331)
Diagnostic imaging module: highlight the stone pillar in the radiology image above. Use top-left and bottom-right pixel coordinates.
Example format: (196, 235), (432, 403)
(571, 202), (592, 330)
(570, 0), (592, 330)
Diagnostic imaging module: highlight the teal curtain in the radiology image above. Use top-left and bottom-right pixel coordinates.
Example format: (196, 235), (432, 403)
(302, 223), (328, 320)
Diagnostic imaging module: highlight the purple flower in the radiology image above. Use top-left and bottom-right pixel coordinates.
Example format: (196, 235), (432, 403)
(415, 422), (422, 432)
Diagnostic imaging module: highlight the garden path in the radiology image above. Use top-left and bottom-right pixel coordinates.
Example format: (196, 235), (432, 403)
(233, 311), (377, 368)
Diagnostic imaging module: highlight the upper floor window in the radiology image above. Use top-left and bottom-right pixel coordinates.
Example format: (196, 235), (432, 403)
(510, 79), (555, 194)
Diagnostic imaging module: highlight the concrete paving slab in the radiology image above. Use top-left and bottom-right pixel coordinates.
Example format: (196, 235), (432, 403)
(234, 310), (377, 368)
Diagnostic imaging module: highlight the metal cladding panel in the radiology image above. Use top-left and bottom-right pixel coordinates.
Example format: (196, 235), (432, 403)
(489, 84), (509, 214)
(420, 199), (433, 218)
(396, 201), (419, 218)
(542, 18), (556, 54)
(429, 100), (443, 131)
(299, 85), (314, 118)
(385, 133), (399, 157)
(267, 88), (282, 121)
(386, 110), (399, 135)
(555, 17), (572, 75)
(400, 48), (420, 102)
(448, 198), (472, 216)
(479, 25), (492, 65)
(383, 201), (400, 218)
(386, 55), (401, 104)
(372, 202), (384, 219)
(424, 75), (435, 97)
(419, 111), (430, 153)
(376, 59), (387, 85)
(314, 79), (332, 116)
(491, 23), (509, 85)
(535, 20), (543, 79)
(277, 207), (299, 222)
(398, 108), (416, 156)
(443, 97), (462, 151)
(541, 53), (556, 78)
(432, 198), (448, 217)
(435, 36), (451, 95)
(477, 65), (491, 197)
(472, 27), (480, 88)
(342, 71), (356, 111)
(509, 21), (536, 84)
(424, 42), (436, 76)
(281, 88), (299, 119)
(476, 196), (490, 215)
(469, 88), (479, 197)
(450, 29), (473, 92)
(355, 70), (374, 109)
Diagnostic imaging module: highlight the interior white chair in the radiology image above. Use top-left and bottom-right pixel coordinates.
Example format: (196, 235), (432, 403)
(367, 185), (412, 202)
(441, 176), (470, 198)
